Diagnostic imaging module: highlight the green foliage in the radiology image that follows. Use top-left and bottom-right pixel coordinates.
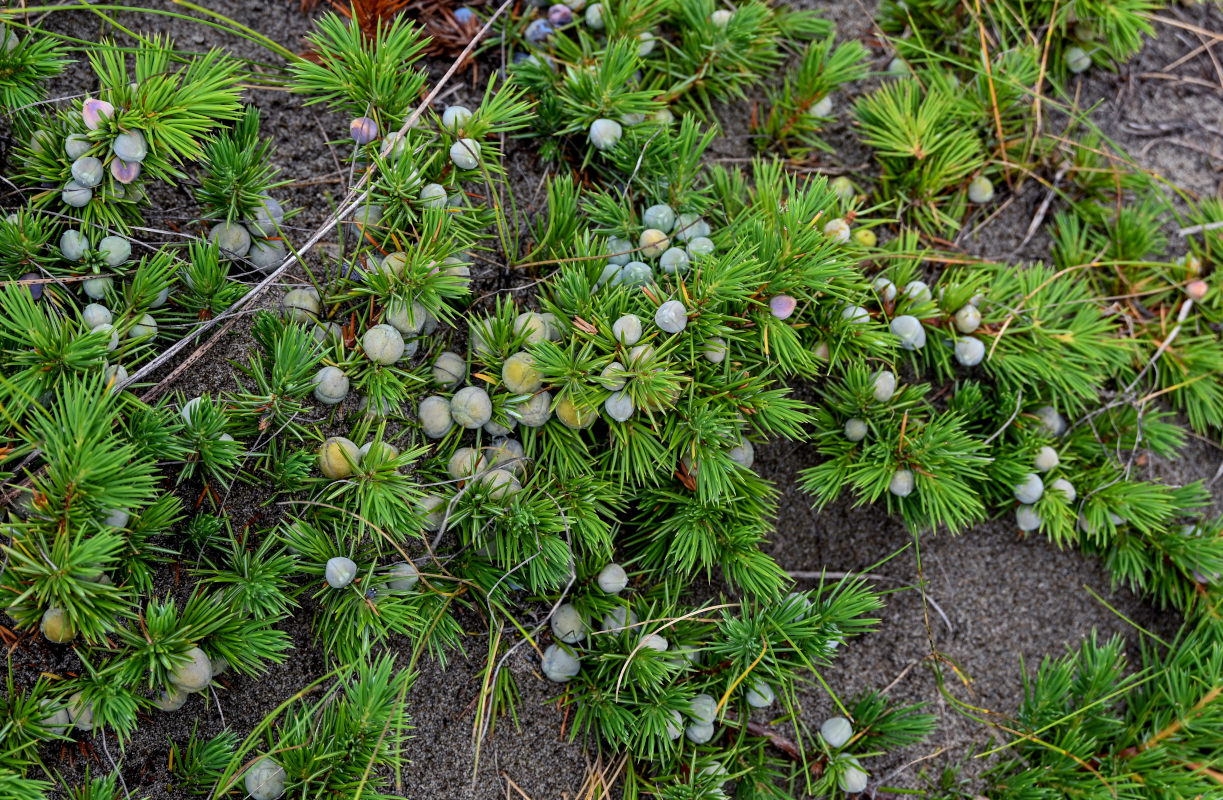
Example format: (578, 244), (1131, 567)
(984, 623), (1223, 799)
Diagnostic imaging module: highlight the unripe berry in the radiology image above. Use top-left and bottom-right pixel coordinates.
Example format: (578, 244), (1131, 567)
(638, 228), (669, 258)
(71, 156), (103, 188)
(889, 469), (915, 497)
(1014, 472), (1044, 504)
(597, 563), (628, 594)
(451, 386), (493, 428)
(312, 366), (349, 405)
(450, 137), (481, 170)
(362, 324), (405, 365)
(1035, 405), (1066, 437)
(113, 131), (148, 162)
(823, 217), (850, 243)
(890, 315), (926, 350)
(448, 446), (488, 480)
(170, 647), (213, 692)
(654, 300), (688, 333)
(820, 716), (853, 749)
(1034, 446), (1059, 472)
(551, 603), (586, 643)
(967, 175), (995, 203)
(872, 369), (897, 403)
(511, 390), (552, 427)
(844, 418), (867, 442)
(502, 351), (542, 393)
(703, 337), (727, 364)
(954, 304), (981, 333)
(1049, 477), (1076, 502)
(673, 213), (710, 242)
(442, 105), (472, 131)
(589, 118), (622, 151)
(1065, 46), (1091, 74)
(1016, 504), (1041, 531)
(319, 437), (360, 479)
(954, 336), (985, 366)
(541, 643), (581, 682)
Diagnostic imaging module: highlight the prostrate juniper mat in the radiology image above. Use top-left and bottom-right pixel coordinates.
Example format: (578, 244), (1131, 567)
(1, 1), (1221, 798)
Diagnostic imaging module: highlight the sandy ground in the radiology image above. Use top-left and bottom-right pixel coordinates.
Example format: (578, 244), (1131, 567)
(8, 0), (1223, 797)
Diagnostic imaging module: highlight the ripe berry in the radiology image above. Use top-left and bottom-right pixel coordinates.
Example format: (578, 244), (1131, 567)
(82, 97), (115, 130)
(502, 352), (543, 393)
(349, 116), (379, 144)
(769, 294), (797, 320)
(638, 228), (669, 258)
(109, 158), (139, 184)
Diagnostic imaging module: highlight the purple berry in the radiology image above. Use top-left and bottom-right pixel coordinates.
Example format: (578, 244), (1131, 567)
(21, 273), (42, 301)
(110, 158), (141, 184)
(454, 6), (475, 24)
(350, 116), (379, 145)
(525, 19), (553, 43)
(769, 295), (797, 320)
(548, 4), (573, 25)
(82, 98), (115, 131)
